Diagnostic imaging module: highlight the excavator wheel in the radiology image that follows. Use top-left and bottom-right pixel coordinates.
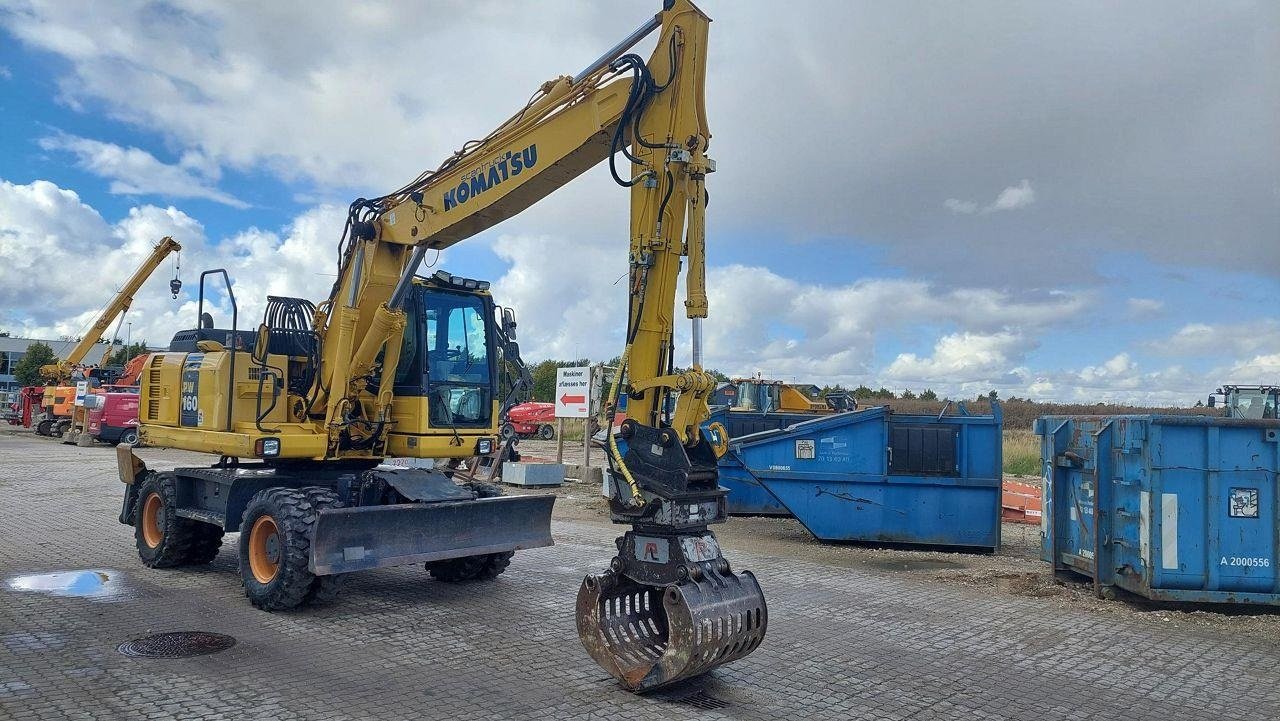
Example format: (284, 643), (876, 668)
(426, 552), (513, 582)
(298, 487), (346, 606)
(238, 487), (324, 611)
(134, 473), (223, 568)
(35, 419), (51, 436)
(425, 481), (514, 582)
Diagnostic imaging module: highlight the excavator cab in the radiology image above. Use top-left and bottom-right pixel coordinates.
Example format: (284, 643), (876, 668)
(1211, 385), (1280, 420)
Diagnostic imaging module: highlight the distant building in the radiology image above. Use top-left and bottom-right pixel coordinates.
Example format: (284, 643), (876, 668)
(0, 336), (97, 391)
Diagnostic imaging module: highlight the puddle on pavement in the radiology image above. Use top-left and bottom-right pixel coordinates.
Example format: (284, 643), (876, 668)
(6, 570), (124, 599)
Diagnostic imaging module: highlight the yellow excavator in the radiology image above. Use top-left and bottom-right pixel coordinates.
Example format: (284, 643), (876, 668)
(114, 0), (765, 691)
(34, 236), (181, 438)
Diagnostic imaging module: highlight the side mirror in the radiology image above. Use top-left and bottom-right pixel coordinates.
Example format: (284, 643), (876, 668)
(502, 307), (517, 340)
(1207, 395), (1216, 408)
(253, 324), (270, 364)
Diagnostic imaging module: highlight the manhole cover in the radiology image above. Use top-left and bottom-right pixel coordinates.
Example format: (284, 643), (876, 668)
(678, 690), (730, 710)
(117, 632), (236, 659)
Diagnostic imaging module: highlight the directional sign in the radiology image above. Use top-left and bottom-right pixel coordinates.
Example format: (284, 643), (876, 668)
(73, 381), (89, 407)
(555, 366), (591, 418)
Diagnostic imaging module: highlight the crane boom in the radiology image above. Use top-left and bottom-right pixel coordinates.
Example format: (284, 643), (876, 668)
(42, 236), (181, 382)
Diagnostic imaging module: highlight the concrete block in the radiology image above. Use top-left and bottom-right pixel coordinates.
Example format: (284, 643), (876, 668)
(503, 462), (564, 487)
(563, 464), (603, 485)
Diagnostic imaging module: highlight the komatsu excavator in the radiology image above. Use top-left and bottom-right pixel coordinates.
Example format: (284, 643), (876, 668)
(114, 0), (765, 691)
(33, 235), (181, 437)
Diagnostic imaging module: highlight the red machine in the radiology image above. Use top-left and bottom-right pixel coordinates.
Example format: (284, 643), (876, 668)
(86, 388), (141, 445)
(501, 402), (556, 440)
(5, 386), (45, 427)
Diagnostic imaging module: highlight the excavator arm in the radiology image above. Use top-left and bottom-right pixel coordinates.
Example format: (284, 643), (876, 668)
(309, 0), (765, 690)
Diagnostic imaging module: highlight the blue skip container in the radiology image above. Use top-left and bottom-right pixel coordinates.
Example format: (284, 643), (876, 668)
(704, 407), (821, 515)
(715, 404), (1004, 550)
(1037, 415), (1280, 604)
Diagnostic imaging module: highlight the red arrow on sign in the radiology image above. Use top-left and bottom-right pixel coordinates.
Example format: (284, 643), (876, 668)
(560, 393), (586, 405)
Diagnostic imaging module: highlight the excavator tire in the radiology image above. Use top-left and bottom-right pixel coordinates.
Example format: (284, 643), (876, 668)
(134, 473), (222, 568)
(238, 487), (323, 611)
(425, 481), (514, 581)
(426, 552), (513, 582)
(184, 524), (225, 566)
(35, 419), (51, 436)
(298, 486), (346, 606)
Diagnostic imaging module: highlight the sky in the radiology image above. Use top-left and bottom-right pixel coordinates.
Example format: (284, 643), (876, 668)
(0, 0), (1276, 405)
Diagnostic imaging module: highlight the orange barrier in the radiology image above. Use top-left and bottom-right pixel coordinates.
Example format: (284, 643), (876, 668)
(1002, 479), (1042, 525)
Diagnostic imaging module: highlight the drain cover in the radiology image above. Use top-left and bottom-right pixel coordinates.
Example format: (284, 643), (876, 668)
(678, 691), (730, 710)
(117, 632), (236, 659)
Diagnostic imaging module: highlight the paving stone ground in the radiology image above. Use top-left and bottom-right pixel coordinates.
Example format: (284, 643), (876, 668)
(1, 431), (1277, 721)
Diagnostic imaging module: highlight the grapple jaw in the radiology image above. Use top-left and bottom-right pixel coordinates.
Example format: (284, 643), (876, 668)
(577, 552), (767, 691)
(577, 420), (768, 691)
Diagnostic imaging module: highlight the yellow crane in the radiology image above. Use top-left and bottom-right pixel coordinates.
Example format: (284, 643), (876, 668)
(33, 236), (181, 437)
(114, 0), (764, 691)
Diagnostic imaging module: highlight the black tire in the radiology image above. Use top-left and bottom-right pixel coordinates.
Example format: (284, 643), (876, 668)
(238, 487), (323, 611)
(425, 481), (513, 582)
(134, 473), (223, 568)
(35, 419), (51, 436)
(426, 552), (514, 582)
(537, 424), (555, 440)
(53, 420), (68, 438)
(120, 429), (140, 446)
(499, 423), (516, 442)
(298, 487), (346, 606)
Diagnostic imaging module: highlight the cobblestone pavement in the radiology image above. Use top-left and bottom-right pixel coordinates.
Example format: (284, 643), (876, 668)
(1, 431), (1278, 721)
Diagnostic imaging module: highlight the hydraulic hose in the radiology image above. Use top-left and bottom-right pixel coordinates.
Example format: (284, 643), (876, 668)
(606, 344), (645, 507)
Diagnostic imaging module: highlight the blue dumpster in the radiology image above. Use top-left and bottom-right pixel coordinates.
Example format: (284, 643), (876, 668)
(1037, 415), (1280, 604)
(720, 404), (1004, 550)
(704, 407), (821, 515)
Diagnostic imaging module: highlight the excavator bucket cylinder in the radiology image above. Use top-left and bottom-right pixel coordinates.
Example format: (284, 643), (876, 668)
(576, 564), (767, 691)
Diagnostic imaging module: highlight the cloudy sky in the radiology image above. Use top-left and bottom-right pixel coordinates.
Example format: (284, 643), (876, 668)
(0, 1), (1276, 405)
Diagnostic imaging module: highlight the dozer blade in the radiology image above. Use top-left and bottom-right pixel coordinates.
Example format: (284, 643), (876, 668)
(310, 495), (554, 575)
(576, 567), (767, 692)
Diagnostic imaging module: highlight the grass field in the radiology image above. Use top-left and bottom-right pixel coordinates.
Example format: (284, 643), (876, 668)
(1002, 429), (1041, 476)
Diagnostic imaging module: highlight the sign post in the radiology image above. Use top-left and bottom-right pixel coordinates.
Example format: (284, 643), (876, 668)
(554, 366), (592, 419)
(556, 366), (595, 467)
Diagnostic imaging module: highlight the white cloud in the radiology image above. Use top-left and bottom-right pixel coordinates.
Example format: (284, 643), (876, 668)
(0, 179), (201, 345)
(1155, 320), (1280, 358)
(945, 179), (1036, 215)
(490, 233), (625, 362)
(987, 179), (1036, 212)
(0, 178), (349, 348)
(37, 132), (247, 208)
(1221, 353), (1280, 380)
(885, 331), (1030, 382)
(1126, 297), (1164, 317)
(944, 198), (978, 214)
(0, 65), (11, 79)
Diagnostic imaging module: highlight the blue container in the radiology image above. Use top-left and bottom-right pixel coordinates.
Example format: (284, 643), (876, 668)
(1037, 415), (1280, 604)
(704, 407), (822, 515)
(718, 404), (1003, 550)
